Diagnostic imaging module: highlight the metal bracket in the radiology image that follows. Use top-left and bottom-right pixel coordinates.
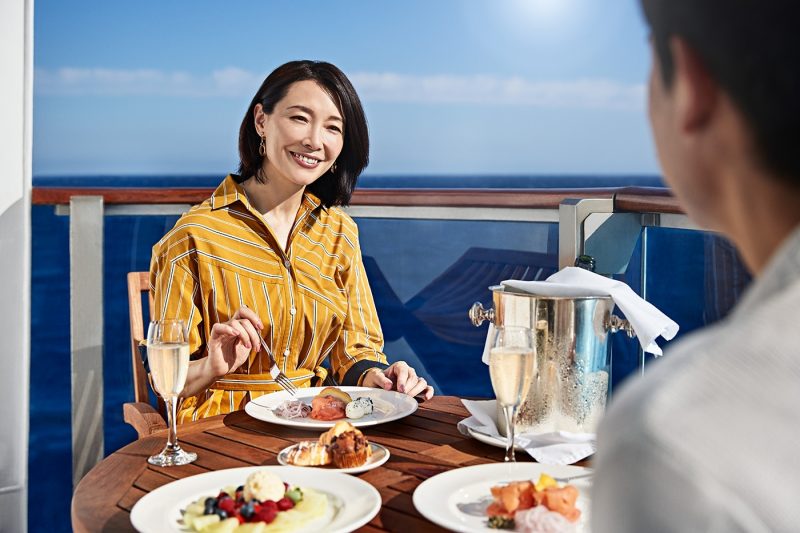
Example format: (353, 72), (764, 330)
(558, 198), (614, 270)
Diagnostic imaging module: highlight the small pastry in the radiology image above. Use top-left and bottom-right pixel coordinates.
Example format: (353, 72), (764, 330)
(329, 429), (372, 468)
(319, 420), (357, 446)
(285, 441), (331, 466)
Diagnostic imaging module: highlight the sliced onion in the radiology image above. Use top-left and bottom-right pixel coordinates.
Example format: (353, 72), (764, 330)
(274, 399), (311, 419)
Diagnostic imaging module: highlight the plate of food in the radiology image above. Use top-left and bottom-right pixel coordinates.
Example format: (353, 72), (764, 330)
(129, 465), (381, 533)
(276, 420), (391, 474)
(244, 386), (418, 429)
(412, 462), (592, 532)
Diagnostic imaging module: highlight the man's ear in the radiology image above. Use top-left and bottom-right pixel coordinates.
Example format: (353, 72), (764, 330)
(669, 36), (718, 133)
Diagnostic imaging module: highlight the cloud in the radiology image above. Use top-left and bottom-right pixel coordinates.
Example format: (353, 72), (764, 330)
(35, 67), (644, 109)
(351, 73), (644, 109)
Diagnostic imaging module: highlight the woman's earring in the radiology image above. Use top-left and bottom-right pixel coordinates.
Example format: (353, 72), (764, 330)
(258, 135), (266, 157)
(331, 161), (338, 173)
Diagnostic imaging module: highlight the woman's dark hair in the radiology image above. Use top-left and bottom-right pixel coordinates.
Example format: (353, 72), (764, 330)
(641, 0), (800, 185)
(237, 60), (369, 207)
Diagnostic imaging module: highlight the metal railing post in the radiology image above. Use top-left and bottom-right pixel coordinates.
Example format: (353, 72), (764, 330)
(69, 196), (104, 487)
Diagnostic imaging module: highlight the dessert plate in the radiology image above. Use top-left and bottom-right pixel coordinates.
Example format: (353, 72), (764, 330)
(130, 465), (381, 533)
(244, 386), (418, 429)
(412, 462), (592, 532)
(277, 442), (391, 474)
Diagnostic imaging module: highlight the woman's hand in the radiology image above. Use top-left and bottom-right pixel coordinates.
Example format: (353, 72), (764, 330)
(182, 306), (263, 399)
(363, 361), (434, 400)
(205, 306), (263, 379)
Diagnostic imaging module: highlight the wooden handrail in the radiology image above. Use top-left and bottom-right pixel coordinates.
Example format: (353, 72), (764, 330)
(614, 187), (683, 214)
(31, 185), (684, 214)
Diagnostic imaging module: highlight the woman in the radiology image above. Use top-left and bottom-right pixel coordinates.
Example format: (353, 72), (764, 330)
(150, 60), (434, 422)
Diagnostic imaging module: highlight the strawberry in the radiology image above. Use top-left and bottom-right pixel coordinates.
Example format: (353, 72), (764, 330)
(255, 507), (278, 524)
(261, 500), (278, 512)
(218, 497), (236, 514)
(277, 497), (295, 511)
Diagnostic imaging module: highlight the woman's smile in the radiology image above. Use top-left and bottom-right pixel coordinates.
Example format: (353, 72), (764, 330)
(290, 151), (323, 169)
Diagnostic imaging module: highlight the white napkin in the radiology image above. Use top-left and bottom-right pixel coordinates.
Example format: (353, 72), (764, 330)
(483, 266), (679, 359)
(457, 399), (596, 465)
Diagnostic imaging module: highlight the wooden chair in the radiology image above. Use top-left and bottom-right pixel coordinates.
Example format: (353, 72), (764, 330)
(123, 271), (167, 437)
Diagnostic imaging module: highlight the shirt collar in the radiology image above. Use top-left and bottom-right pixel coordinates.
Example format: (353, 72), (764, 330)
(209, 174), (248, 211)
(732, 223), (800, 319)
(209, 174), (326, 215)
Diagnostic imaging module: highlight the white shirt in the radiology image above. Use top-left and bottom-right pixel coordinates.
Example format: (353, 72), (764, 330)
(592, 226), (800, 533)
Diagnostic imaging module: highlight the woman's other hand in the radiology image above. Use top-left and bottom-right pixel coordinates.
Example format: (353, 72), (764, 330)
(205, 306), (263, 378)
(363, 361), (434, 400)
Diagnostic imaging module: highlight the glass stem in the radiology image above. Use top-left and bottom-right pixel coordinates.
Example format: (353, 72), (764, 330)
(502, 404), (517, 462)
(166, 396), (179, 451)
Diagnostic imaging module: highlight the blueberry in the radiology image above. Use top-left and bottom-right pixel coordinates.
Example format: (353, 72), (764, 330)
(216, 510), (228, 520)
(236, 485), (244, 492)
(240, 501), (255, 519)
(203, 498), (217, 515)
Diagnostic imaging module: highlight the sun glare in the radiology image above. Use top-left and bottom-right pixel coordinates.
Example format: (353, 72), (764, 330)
(505, 0), (581, 35)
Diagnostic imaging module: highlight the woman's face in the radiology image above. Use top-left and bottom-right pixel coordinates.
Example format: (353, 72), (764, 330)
(254, 80), (344, 189)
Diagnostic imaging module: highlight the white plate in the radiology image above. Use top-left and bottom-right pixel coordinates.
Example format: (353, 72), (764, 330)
(412, 462), (592, 533)
(130, 465), (381, 533)
(244, 386), (418, 429)
(277, 442), (391, 474)
(466, 427), (525, 450)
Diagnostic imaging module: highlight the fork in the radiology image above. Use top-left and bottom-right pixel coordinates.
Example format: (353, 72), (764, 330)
(496, 472), (593, 486)
(553, 472), (593, 484)
(259, 337), (298, 396)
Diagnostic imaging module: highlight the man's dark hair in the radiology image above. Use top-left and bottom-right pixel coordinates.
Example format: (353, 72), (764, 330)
(237, 60), (369, 207)
(641, 0), (800, 185)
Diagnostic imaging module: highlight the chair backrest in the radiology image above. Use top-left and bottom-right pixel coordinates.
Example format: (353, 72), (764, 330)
(127, 271), (154, 404)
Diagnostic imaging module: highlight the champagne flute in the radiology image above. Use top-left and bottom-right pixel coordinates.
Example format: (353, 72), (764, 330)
(147, 318), (197, 466)
(489, 325), (535, 462)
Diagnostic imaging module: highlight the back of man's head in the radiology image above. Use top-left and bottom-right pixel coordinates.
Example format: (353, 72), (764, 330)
(641, 0), (800, 186)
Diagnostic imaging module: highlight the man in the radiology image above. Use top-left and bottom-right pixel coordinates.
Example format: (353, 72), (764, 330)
(592, 1), (800, 531)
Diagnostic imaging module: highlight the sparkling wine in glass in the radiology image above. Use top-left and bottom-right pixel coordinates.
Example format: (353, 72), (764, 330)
(489, 325), (535, 462)
(147, 318), (197, 466)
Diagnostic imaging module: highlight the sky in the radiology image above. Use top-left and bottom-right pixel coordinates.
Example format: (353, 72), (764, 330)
(33, 0), (658, 176)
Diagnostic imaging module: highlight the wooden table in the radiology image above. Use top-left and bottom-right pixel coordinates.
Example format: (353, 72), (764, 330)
(72, 396), (559, 532)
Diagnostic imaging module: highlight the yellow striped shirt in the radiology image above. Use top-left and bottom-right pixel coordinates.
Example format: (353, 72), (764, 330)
(150, 175), (388, 422)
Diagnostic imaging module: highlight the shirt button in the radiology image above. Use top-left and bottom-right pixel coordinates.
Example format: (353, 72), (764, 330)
(283, 349), (290, 356)
(284, 259), (291, 268)
(289, 307), (296, 315)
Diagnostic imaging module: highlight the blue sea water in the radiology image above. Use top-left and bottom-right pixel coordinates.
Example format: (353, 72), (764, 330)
(30, 173), (751, 533)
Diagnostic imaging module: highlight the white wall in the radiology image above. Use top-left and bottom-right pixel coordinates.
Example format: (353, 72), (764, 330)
(0, 0), (32, 531)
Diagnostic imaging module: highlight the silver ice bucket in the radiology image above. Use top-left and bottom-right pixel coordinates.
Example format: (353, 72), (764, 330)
(470, 285), (634, 436)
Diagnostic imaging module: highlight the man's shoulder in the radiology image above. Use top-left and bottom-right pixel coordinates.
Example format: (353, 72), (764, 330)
(594, 284), (800, 532)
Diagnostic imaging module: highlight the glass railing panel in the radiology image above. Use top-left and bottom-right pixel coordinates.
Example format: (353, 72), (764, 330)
(356, 217), (559, 397)
(30, 206), (180, 533)
(640, 226), (752, 368)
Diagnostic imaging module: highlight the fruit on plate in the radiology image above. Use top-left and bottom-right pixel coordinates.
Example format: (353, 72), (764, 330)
(182, 470), (328, 532)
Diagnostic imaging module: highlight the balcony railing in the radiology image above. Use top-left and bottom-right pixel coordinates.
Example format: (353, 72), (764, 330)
(32, 185), (690, 485)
